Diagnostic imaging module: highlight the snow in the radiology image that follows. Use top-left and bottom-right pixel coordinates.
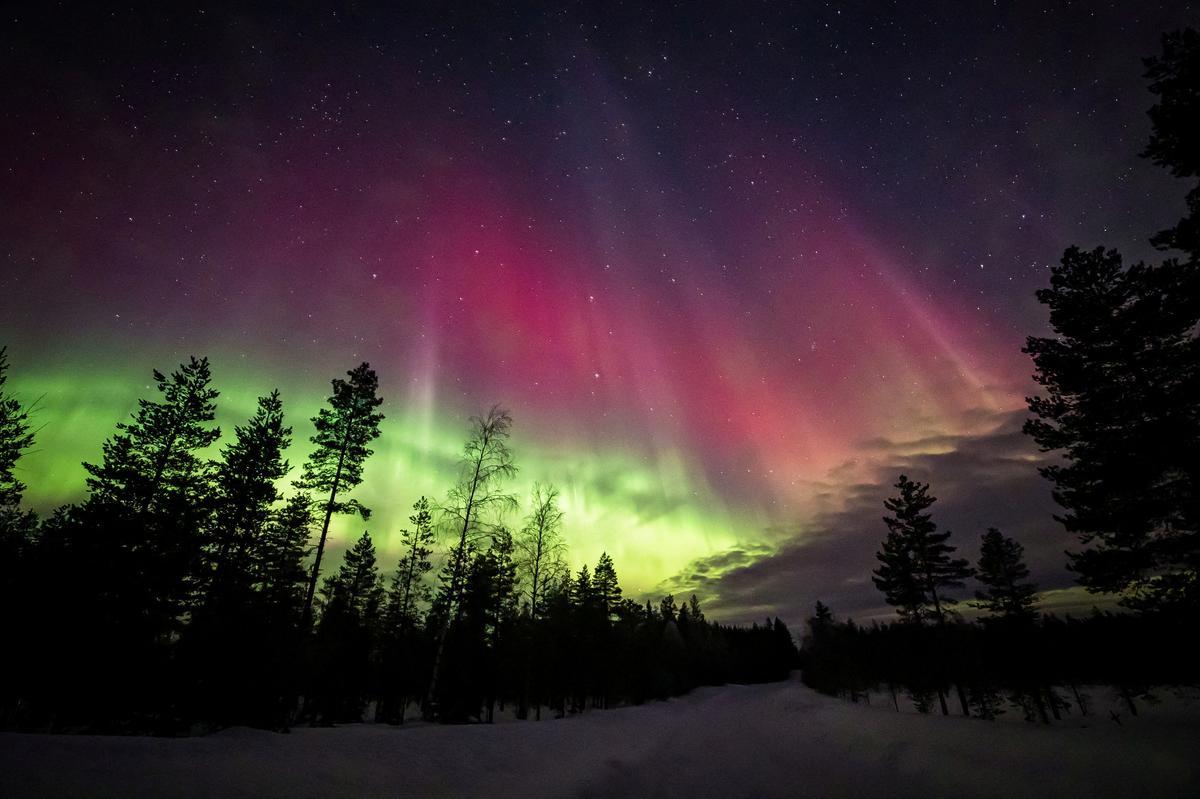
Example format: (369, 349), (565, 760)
(2, 677), (1197, 798)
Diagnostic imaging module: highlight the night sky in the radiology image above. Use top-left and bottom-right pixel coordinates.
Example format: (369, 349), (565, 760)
(2, 2), (1196, 624)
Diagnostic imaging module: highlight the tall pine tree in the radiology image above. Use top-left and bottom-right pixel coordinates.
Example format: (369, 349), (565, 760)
(872, 475), (972, 625)
(296, 363), (384, 625)
(1025, 31), (1200, 613)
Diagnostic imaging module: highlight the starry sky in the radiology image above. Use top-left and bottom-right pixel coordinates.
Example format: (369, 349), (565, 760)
(1, 2), (1195, 624)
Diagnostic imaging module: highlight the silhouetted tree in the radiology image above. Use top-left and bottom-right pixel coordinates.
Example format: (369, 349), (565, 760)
(974, 528), (1038, 621)
(873, 476), (972, 625)
(205, 390), (291, 604)
(0, 346), (35, 528)
(257, 494), (314, 614)
(296, 363), (384, 626)
(82, 356), (221, 630)
(311, 530), (383, 722)
(872, 475), (972, 715)
(0, 347), (36, 724)
(426, 406), (517, 718)
(515, 483), (566, 618)
(592, 552), (622, 620)
(514, 484), (567, 718)
(1143, 28), (1200, 258)
(1025, 30), (1200, 614)
(1024, 247), (1199, 612)
(378, 497), (436, 723)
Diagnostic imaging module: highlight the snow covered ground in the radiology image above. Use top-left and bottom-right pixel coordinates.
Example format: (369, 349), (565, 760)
(3, 676), (1197, 798)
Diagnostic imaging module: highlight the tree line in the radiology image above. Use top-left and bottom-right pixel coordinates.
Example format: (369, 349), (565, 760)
(0, 353), (797, 733)
(800, 29), (1200, 720)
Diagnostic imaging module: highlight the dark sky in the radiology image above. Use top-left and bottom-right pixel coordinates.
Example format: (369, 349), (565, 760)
(2, 1), (1196, 624)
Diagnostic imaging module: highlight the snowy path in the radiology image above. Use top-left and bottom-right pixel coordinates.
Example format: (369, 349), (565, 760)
(3, 678), (1197, 798)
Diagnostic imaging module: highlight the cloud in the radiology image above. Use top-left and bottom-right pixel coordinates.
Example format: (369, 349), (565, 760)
(659, 408), (1117, 628)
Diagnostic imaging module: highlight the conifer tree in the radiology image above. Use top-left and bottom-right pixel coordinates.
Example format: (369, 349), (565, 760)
(0, 346), (35, 520)
(82, 356), (221, 626)
(572, 564), (593, 608)
(256, 494), (314, 616)
(1143, 28), (1200, 258)
(0, 347), (36, 647)
(1024, 247), (1199, 612)
(872, 475), (972, 716)
(592, 552), (622, 620)
(974, 528), (1038, 621)
(872, 475), (972, 625)
(385, 496), (436, 631)
(312, 530), (383, 721)
(206, 390), (291, 601)
(1024, 30), (1200, 613)
(296, 363), (384, 625)
(84, 356), (220, 515)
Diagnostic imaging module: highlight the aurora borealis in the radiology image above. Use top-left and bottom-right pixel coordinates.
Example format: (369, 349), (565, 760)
(1, 2), (1194, 623)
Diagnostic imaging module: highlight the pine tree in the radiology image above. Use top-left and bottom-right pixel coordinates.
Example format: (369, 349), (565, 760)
(872, 475), (972, 625)
(296, 363), (384, 626)
(592, 552), (622, 620)
(0, 346), (35, 518)
(312, 530), (383, 722)
(206, 390), (291, 602)
(1025, 247), (1199, 612)
(1024, 31), (1200, 614)
(515, 483), (566, 619)
(82, 356), (221, 627)
(0, 347), (37, 698)
(1143, 28), (1200, 258)
(572, 564), (593, 608)
(659, 594), (678, 622)
(84, 356), (220, 515)
(256, 494), (313, 616)
(385, 496), (436, 632)
(872, 475), (972, 716)
(974, 528), (1038, 621)
(688, 594), (705, 623)
(377, 498), (436, 724)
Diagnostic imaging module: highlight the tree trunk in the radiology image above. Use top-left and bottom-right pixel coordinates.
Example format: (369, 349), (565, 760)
(301, 443), (348, 628)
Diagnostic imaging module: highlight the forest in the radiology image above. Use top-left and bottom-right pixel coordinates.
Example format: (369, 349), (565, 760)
(1, 26), (1198, 740)
(0, 353), (798, 733)
(801, 28), (1200, 721)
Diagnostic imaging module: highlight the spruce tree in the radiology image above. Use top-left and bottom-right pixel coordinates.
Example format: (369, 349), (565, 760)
(974, 528), (1038, 621)
(1143, 28), (1200, 258)
(872, 475), (972, 625)
(82, 356), (221, 628)
(378, 497), (436, 723)
(385, 496), (436, 631)
(0, 347), (37, 692)
(257, 494), (314, 617)
(0, 347), (36, 563)
(0, 346), (35, 518)
(296, 363), (384, 625)
(206, 390), (291, 601)
(592, 553), (622, 621)
(872, 475), (972, 715)
(1024, 31), (1200, 613)
(1024, 247), (1198, 611)
(84, 356), (220, 515)
(312, 530), (383, 721)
